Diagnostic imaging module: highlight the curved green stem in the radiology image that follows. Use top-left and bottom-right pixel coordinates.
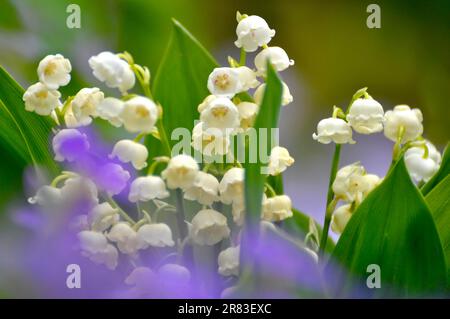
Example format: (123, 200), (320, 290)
(106, 196), (135, 225)
(239, 48), (247, 66)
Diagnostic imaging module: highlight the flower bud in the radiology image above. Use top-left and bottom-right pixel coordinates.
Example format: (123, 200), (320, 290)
(262, 195), (293, 222)
(88, 51), (135, 94)
(267, 146), (295, 176)
(219, 167), (244, 205)
(110, 139), (148, 170)
(120, 96), (158, 133)
(254, 46), (294, 75)
(234, 15), (275, 52)
(137, 223), (175, 249)
(184, 171), (220, 206)
(207, 67), (242, 98)
(331, 204), (353, 235)
(128, 176), (169, 202)
(312, 117), (355, 144)
(190, 209), (230, 246)
(405, 140), (441, 183)
(218, 246), (240, 277)
(162, 154), (199, 189)
(383, 105), (423, 143)
(71, 87), (104, 126)
(23, 82), (61, 116)
(37, 54), (71, 89)
(346, 98), (384, 134)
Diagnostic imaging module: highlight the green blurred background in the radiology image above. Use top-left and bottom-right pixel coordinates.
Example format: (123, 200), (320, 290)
(0, 0), (449, 217)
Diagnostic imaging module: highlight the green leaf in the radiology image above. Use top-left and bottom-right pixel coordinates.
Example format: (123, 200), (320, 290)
(145, 19), (218, 158)
(425, 174), (450, 286)
(421, 143), (450, 196)
(330, 158), (446, 296)
(0, 66), (57, 174)
(243, 62), (283, 226)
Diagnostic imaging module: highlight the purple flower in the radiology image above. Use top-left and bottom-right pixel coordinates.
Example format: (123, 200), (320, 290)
(52, 129), (90, 162)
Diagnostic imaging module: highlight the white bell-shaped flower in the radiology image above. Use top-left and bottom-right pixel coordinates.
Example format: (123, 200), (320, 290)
(207, 67), (242, 98)
(267, 146), (295, 176)
(218, 246), (240, 277)
(405, 140), (441, 183)
(157, 264), (191, 285)
(331, 204), (353, 235)
(231, 201), (245, 226)
(137, 223), (175, 249)
(190, 209), (230, 246)
(128, 176), (169, 202)
(332, 162), (368, 203)
(200, 97), (240, 132)
(254, 46), (294, 75)
(23, 82), (61, 116)
(77, 230), (119, 270)
(71, 87), (104, 126)
(28, 185), (62, 207)
(312, 117), (355, 144)
(262, 195), (293, 222)
(161, 154), (199, 190)
(107, 222), (138, 254)
(88, 51), (135, 94)
(236, 66), (260, 91)
(61, 176), (99, 207)
(234, 15), (275, 52)
(219, 167), (244, 205)
(346, 98), (384, 134)
(52, 129), (90, 162)
(197, 95), (217, 113)
(192, 122), (231, 156)
(184, 171), (220, 205)
(97, 97), (124, 127)
(110, 139), (148, 170)
(88, 202), (120, 232)
(384, 105), (423, 143)
(253, 81), (293, 106)
(125, 267), (156, 295)
(236, 101), (259, 131)
(120, 96), (158, 133)
(37, 54), (72, 89)
(69, 215), (89, 232)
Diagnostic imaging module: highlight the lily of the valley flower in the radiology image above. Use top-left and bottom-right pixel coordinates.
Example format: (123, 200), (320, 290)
(207, 67), (242, 98)
(37, 54), (72, 89)
(28, 185), (62, 207)
(384, 105), (423, 143)
(331, 204), (353, 235)
(191, 122), (231, 156)
(234, 15), (275, 52)
(236, 101), (259, 131)
(107, 222), (138, 254)
(346, 98), (384, 134)
(312, 117), (355, 144)
(120, 96), (158, 133)
(88, 51), (135, 94)
(184, 171), (220, 206)
(157, 263), (191, 285)
(197, 95), (217, 113)
(254, 46), (294, 75)
(128, 176), (169, 202)
(262, 195), (293, 222)
(95, 163), (131, 196)
(200, 97), (240, 131)
(405, 140), (441, 183)
(219, 167), (244, 205)
(88, 202), (120, 232)
(23, 82), (61, 116)
(190, 209), (230, 246)
(267, 146), (295, 176)
(52, 129), (90, 162)
(254, 81), (293, 106)
(110, 139), (148, 170)
(236, 66), (260, 91)
(218, 246), (240, 277)
(161, 154), (199, 189)
(125, 267), (156, 295)
(61, 176), (99, 208)
(71, 87), (104, 126)
(78, 230), (119, 270)
(97, 97), (124, 127)
(137, 223), (175, 249)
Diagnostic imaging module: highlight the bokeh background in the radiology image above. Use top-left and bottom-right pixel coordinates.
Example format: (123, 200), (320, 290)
(0, 0), (449, 295)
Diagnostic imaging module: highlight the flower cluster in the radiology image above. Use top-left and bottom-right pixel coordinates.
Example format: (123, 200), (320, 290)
(313, 88), (442, 234)
(23, 12), (298, 296)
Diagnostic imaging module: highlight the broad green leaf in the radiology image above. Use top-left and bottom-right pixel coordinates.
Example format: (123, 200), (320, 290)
(330, 158), (446, 296)
(422, 143), (450, 196)
(425, 174), (450, 286)
(243, 62), (282, 227)
(145, 19), (218, 159)
(0, 66), (57, 173)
